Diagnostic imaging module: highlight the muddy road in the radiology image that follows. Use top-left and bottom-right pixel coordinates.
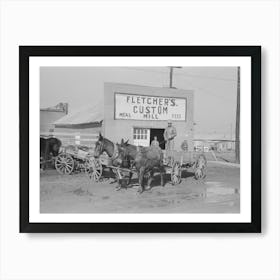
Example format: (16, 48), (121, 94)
(40, 162), (240, 213)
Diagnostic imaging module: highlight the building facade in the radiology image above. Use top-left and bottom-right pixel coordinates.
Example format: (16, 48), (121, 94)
(103, 83), (194, 151)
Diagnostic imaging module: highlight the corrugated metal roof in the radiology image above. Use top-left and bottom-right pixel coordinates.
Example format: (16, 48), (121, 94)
(53, 104), (103, 126)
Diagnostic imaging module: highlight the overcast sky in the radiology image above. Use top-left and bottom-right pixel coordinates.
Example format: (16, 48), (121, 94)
(40, 67), (238, 136)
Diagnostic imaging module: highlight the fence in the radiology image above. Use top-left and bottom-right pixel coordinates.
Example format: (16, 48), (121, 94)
(40, 132), (99, 147)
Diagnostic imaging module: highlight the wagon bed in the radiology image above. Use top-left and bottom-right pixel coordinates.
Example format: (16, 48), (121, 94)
(54, 145), (103, 182)
(102, 149), (199, 186)
(54, 144), (206, 186)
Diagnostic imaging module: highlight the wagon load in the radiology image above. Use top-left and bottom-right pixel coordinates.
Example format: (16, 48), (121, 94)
(54, 145), (102, 182)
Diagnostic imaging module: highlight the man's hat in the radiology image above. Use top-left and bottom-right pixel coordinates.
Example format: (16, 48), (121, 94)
(168, 119), (172, 124)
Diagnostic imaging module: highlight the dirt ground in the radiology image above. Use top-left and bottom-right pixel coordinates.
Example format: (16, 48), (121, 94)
(40, 162), (240, 213)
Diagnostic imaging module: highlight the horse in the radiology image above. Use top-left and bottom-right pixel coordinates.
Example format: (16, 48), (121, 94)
(93, 133), (127, 189)
(117, 139), (165, 193)
(40, 137), (62, 170)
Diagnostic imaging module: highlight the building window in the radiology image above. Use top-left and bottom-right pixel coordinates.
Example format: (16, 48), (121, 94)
(133, 128), (148, 140)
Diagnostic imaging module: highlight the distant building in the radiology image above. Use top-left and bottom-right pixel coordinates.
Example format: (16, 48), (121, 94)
(193, 140), (214, 152)
(40, 103), (68, 134)
(193, 132), (235, 152)
(216, 141), (235, 152)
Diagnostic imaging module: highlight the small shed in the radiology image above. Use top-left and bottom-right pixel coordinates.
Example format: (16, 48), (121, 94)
(52, 104), (103, 147)
(54, 104), (103, 130)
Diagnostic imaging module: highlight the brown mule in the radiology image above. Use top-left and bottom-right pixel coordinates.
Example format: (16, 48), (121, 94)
(117, 140), (165, 193)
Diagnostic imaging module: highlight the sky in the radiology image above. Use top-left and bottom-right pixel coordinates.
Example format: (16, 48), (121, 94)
(40, 66), (238, 137)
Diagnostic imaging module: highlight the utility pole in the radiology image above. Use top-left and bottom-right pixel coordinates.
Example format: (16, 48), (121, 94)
(169, 66), (182, 88)
(235, 67), (240, 163)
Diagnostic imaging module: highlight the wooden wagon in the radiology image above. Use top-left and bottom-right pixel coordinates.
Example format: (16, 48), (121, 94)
(91, 149), (204, 186)
(54, 145), (206, 186)
(163, 150), (198, 185)
(54, 145), (103, 182)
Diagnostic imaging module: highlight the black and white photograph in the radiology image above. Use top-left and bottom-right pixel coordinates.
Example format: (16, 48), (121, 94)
(40, 66), (241, 214)
(19, 46), (260, 232)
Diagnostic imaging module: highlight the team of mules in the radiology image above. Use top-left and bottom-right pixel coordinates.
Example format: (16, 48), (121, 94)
(116, 139), (165, 193)
(93, 134), (164, 193)
(94, 133), (201, 193)
(40, 133), (206, 193)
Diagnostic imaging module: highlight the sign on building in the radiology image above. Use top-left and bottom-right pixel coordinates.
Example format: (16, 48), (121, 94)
(115, 93), (186, 121)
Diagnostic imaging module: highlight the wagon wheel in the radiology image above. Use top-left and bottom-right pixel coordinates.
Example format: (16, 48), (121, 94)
(193, 154), (207, 180)
(171, 161), (182, 185)
(55, 153), (74, 175)
(194, 166), (207, 180)
(85, 158), (103, 182)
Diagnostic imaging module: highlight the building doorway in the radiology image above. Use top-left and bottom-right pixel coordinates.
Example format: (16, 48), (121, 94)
(150, 128), (165, 149)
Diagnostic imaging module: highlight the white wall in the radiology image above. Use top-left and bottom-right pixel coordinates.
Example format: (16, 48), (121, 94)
(0, 1), (279, 280)
(104, 82), (194, 150)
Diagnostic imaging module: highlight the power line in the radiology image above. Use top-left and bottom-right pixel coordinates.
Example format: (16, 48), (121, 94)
(122, 67), (236, 82)
(175, 71), (236, 82)
(121, 67), (236, 101)
(122, 67), (166, 74)
(177, 75), (235, 102)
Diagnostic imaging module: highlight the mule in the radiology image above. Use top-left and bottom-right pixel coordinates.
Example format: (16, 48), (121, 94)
(40, 137), (62, 170)
(117, 140), (165, 193)
(93, 133), (126, 189)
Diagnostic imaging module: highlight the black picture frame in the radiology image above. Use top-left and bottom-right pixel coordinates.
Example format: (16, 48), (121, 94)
(20, 46), (261, 233)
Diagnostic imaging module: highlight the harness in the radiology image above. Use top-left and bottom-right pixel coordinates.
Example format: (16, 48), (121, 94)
(97, 140), (119, 160)
(110, 143), (119, 160)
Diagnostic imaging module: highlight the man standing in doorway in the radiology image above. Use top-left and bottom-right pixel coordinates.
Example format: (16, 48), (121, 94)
(151, 136), (159, 148)
(164, 120), (177, 152)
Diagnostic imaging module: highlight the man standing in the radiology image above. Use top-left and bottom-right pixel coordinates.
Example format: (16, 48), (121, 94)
(164, 120), (177, 151)
(151, 136), (159, 148)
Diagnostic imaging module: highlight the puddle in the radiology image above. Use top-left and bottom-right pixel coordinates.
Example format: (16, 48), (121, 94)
(205, 184), (239, 196)
(70, 187), (93, 197)
(155, 193), (206, 207)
